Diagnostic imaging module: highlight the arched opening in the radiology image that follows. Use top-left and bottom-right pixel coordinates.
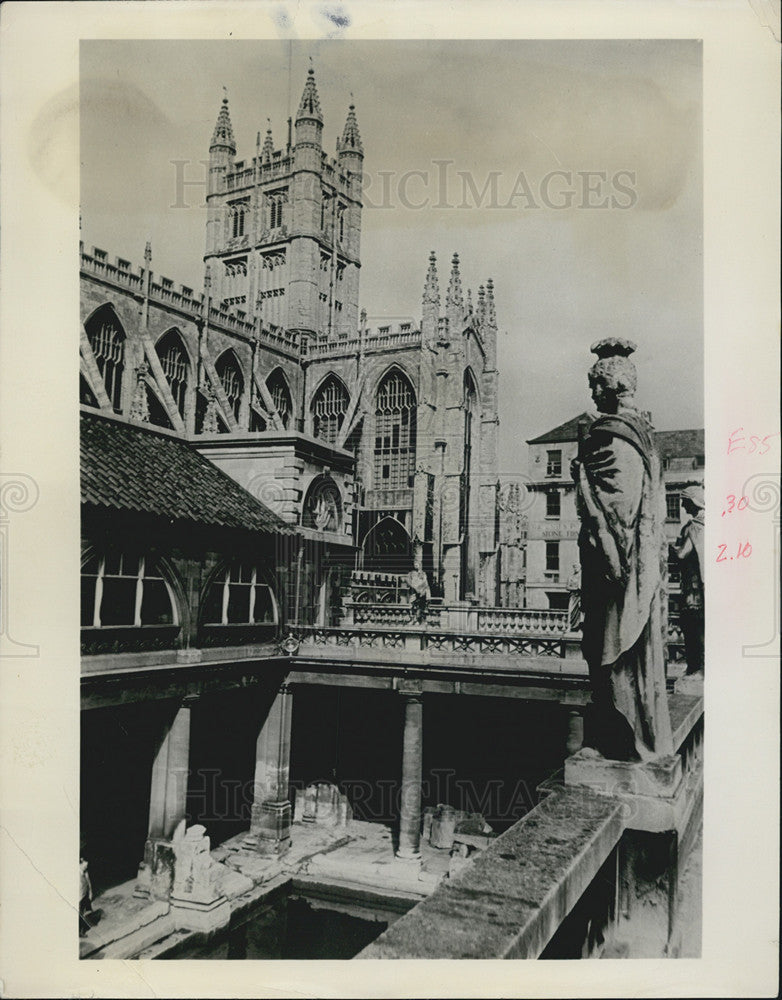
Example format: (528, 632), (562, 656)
(156, 329), (190, 421)
(84, 305), (126, 412)
(198, 559), (279, 647)
(266, 368), (293, 429)
(374, 369), (416, 489)
(215, 350), (245, 424)
(302, 475), (342, 533)
(361, 516), (412, 575)
(80, 546), (181, 656)
(311, 374), (349, 446)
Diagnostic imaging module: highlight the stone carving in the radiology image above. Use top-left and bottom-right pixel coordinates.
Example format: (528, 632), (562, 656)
(423, 804), (493, 851)
(405, 541), (431, 623)
(293, 782), (352, 828)
(171, 821), (222, 905)
(129, 362), (150, 423)
(669, 485), (704, 675)
(572, 338), (673, 762)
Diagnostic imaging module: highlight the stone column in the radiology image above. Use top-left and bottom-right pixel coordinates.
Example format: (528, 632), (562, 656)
(396, 680), (424, 860)
(136, 696), (194, 899)
(566, 707), (585, 756)
(246, 684), (293, 855)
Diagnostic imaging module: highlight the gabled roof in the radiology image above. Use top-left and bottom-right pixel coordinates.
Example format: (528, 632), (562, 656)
(653, 429), (705, 460)
(527, 412), (593, 445)
(81, 410), (291, 535)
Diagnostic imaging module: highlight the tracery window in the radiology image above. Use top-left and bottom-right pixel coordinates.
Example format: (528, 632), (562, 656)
(201, 563), (277, 626)
(85, 308), (125, 412)
(312, 375), (349, 446)
(156, 330), (189, 420)
(230, 201), (247, 238)
(215, 351), (244, 423)
(374, 370), (416, 489)
(266, 369), (292, 429)
(81, 550), (176, 628)
(268, 191), (287, 230)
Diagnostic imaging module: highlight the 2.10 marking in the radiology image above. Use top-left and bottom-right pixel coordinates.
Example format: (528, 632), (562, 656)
(716, 541), (752, 563)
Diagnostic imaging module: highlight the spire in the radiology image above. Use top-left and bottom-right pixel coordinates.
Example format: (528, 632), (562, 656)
(211, 94), (236, 152)
(467, 288), (473, 315)
(485, 278), (496, 328)
(262, 120), (274, 162)
(340, 103), (363, 154)
(423, 251), (440, 311)
(446, 252), (464, 313)
(477, 284), (486, 325)
(297, 67), (323, 123)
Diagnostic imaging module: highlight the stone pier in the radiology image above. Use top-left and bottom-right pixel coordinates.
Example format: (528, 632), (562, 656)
(396, 679), (424, 861)
(245, 683), (293, 855)
(135, 696), (194, 900)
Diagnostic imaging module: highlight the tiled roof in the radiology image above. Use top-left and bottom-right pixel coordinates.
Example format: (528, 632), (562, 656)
(527, 412), (593, 445)
(653, 429), (705, 460)
(81, 411), (291, 534)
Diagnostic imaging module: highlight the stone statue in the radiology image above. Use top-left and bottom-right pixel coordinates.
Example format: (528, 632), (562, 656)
(572, 338), (673, 762)
(670, 485), (705, 675)
(406, 541), (431, 623)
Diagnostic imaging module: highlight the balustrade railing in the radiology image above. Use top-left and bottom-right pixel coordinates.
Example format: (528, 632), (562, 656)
(293, 624), (565, 659)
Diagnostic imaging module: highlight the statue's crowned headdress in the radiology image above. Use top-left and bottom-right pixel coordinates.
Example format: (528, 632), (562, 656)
(588, 337), (638, 401)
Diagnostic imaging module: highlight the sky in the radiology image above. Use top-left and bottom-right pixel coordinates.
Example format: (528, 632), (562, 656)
(80, 39), (703, 472)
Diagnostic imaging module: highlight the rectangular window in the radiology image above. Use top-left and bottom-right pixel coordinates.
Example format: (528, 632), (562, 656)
(666, 493), (680, 521)
(546, 541), (560, 573)
(546, 450), (562, 477)
(546, 489), (561, 518)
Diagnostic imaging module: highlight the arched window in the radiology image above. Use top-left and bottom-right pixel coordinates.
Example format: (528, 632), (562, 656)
(81, 549), (177, 628)
(201, 563), (277, 626)
(215, 350), (244, 423)
(156, 329), (190, 420)
(374, 370), (416, 489)
(312, 375), (349, 446)
(268, 191), (287, 230)
(230, 201), (246, 238)
(266, 368), (292, 429)
(361, 516), (412, 574)
(85, 306), (125, 412)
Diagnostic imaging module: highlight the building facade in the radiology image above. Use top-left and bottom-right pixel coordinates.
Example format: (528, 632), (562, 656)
(524, 415), (705, 634)
(80, 68), (505, 609)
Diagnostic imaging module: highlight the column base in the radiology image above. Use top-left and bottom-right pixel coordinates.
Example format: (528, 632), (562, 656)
(395, 847), (422, 863)
(247, 800), (292, 856)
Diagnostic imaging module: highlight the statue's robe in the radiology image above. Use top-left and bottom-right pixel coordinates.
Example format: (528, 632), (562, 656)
(577, 409), (674, 761)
